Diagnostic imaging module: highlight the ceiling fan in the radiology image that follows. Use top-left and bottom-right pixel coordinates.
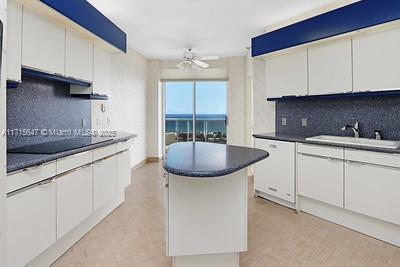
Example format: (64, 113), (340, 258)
(176, 48), (219, 69)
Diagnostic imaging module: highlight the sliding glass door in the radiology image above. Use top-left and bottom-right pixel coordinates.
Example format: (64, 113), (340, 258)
(164, 80), (227, 148)
(165, 82), (194, 145)
(195, 81), (227, 143)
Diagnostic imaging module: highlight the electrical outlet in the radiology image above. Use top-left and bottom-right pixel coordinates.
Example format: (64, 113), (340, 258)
(302, 118), (307, 127)
(282, 118), (287, 126)
(101, 103), (106, 113)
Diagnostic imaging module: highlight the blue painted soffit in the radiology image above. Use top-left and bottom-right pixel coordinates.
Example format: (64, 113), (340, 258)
(40, 0), (127, 53)
(252, 0), (400, 57)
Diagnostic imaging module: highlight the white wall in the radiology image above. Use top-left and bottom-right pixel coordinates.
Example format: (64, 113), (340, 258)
(92, 48), (148, 167)
(146, 56), (249, 158)
(252, 58), (275, 134)
(146, 60), (162, 159)
(0, 1), (8, 265)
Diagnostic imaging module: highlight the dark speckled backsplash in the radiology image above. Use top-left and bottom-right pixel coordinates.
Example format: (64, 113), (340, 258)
(7, 76), (91, 149)
(276, 96), (400, 140)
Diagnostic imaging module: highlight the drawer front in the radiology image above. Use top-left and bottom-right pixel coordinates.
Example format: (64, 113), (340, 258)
(57, 164), (93, 239)
(57, 151), (93, 174)
(7, 161), (57, 193)
(117, 139), (134, 152)
(345, 149), (400, 168)
(298, 143), (344, 159)
(345, 162), (400, 225)
(7, 179), (56, 267)
(297, 152), (344, 207)
(117, 150), (132, 191)
(93, 155), (117, 211)
(93, 144), (117, 161)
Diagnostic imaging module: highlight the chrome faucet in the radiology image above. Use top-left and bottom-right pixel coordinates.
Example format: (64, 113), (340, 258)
(341, 121), (360, 138)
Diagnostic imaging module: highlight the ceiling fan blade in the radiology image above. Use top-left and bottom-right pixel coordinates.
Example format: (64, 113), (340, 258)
(176, 61), (187, 69)
(199, 56), (219, 61)
(193, 60), (209, 69)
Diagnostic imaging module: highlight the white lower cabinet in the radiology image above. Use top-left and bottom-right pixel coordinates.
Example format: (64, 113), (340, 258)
(117, 150), (131, 192)
(56, 164), (93, 239)
(297, 145), (344, 207)
(93, 155), (117, 211)
(7, 179), (56, 267)
(345, 159), (400, 225)
(254, 139), (295, 202)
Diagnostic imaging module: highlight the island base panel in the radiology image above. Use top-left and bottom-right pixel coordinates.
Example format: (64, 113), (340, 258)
(167, 170), (248, 257)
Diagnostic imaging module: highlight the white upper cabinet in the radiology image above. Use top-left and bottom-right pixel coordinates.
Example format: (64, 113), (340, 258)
(308, 39), (353, 94)
(6, 0), (22, 82)
(265, 49), (308, 98)
(22, 6), (65, 75)
(353, 27), (400, 92)
(92, 46), (111, 95)
(65, 30), (93, 82)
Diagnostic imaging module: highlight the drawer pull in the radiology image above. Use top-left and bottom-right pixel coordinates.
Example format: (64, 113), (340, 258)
(23, 164), (43, 173)
(57, 163), (91, 178)
(346, 160), (364, 166)
(298, 152), (342, 162)
(38, 178), (55, 186)
(71, 151), (88, 157)
(268, 187), (277, 192)
(327, 157), (342, 162)
(268, 144), (277, 149)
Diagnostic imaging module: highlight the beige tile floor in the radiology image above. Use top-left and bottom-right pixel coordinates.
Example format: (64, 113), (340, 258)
(53, 162), (400, 267)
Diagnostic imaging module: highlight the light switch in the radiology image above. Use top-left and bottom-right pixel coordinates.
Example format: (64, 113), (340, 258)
(282, 118), (287, 126)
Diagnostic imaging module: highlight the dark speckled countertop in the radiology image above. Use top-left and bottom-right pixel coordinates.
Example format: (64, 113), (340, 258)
(253, 132), (400, 154)
(7, 132), (137, 173)
(163, 142), (269, 177)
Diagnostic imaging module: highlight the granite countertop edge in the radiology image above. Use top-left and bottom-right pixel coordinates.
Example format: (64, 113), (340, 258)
(253, 132), (400, 154)
(7, 133), (138, 173)
(163, 153), (269, 178)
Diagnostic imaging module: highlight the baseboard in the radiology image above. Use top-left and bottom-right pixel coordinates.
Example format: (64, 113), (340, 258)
(27, 192), (125, 267)
(131, 157), (162, 171)
(255, 190), (296, 210)
(147, 157), (162, 162)
(299, 196), (400, 247)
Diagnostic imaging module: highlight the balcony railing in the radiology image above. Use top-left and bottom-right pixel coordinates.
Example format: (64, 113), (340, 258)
(165, 114), (227, 145)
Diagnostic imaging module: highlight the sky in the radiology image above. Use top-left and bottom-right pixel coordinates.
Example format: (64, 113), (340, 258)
(165, 81), (227, 115)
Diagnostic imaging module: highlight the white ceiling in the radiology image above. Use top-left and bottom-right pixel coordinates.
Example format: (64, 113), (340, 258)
(88, 0), (338, 60)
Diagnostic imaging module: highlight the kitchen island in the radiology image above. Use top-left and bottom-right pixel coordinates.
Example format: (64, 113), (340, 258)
(163, 142), (269, 267)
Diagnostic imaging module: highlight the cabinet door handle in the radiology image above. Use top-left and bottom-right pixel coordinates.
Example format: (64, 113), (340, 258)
(268, 144), (277, 149)
(70, 151), (89, 158)
(298, 152), (342, 162)
(38, 178), (55, 187)
(268, 187), (277, 192)
(23, 164), (43, 173)
(327, 157), (342, 162)
(346, 160), (364, 166)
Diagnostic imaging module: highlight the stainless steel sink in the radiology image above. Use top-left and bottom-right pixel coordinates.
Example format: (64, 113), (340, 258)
(305, 135), (400, 149)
